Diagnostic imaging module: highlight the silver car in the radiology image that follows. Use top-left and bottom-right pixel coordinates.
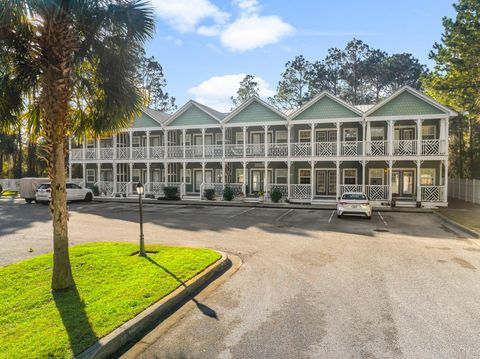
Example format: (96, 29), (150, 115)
(337, 192), (372, 219)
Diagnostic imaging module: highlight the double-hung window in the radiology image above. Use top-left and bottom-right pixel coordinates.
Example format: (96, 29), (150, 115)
(420, 168), (435, 186)
(86, 169), (95, 183)
(369, 169), (384, 185)
(299, 130), (311, 143)
(299, 169), (311, 184)
(276, 169), (288, 184)
(343, 169), (357, 185)
(422, 126), (436, 140)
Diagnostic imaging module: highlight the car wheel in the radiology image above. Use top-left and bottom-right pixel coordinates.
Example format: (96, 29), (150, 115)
(366, 214), (372, 220)
(25, 198), (33, 204)
(84, 193), (93, 202)
(41, 201), (49, 205)
(337, 214), (342, 218)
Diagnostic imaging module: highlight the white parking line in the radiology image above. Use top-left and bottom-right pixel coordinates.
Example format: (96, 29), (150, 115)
(275, 209), (293, 222)
(378, 211), (388, 226)
(328, 210), (335, 223)
(227, 207), (255, 219)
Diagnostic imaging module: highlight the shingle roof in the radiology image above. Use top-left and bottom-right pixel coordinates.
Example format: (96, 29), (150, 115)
(193, 101), (229, 120)
(141, 107), (170, 124)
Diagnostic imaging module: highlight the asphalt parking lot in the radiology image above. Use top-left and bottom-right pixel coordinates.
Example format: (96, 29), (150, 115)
(1, 198), (480, 358)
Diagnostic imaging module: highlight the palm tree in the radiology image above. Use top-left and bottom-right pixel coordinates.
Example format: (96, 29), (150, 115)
(0, 1), (154, 290)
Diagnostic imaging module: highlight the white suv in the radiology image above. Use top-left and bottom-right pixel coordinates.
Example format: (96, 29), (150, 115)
(35, 183), (93, 203)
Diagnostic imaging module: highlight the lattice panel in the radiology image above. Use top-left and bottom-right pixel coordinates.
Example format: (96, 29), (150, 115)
(369, 141), (386, 156)
(291, 185), (311, 199)
(246, 144), (265, 157)
(341, 185), (362, 194)
(342, 142), (359, 156)
(132, 148), (147, 160)
(85, 149), (96, 159)
(268, 144), (288, 157)
(268, 184), (288, 198)
(421, 140), (440, 156)
(150, 146), (164, 159)
(116, 148), (129, 159)
(366, 185), (388, 200)
(394, 140), (417, 155)
(167, 146), (183, 158)
(315, 142), (336, 156)
(292, 143), (311, 157)
(151, 182), (165, 194)
(421, 186), (443, 202)
(100, 148), (114, 160)
(116, 182), (129, 194)
(70, 149), (83, 160)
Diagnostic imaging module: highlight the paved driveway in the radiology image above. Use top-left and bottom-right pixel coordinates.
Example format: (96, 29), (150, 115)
(1, 198), (480, 358)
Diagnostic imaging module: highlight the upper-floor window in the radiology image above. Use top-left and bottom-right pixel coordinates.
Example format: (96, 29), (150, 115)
(86, 169), (96, 183)
(276, 131), (288, 143)
(86, 139), (95, 148)
(132, 136), (141, 147)
(299, 130), (311, 143)
(235, 132), (244, 144)
(370, 127), (384, 140)
(343, 128), (358, 142)
(422, 126), (436, 140)
(215, 133), (222, 145)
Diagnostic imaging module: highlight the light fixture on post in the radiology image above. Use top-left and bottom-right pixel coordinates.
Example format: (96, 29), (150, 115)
(136, 182), (146, 257)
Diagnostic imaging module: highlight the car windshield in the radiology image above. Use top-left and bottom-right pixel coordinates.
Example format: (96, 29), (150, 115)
(342, 193), (367, 200)
(38, 184), (51, 189)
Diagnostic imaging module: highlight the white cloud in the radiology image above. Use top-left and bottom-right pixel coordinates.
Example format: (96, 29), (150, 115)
(233, 0), (261, 15)
(150, 0), (229, 33)
(220, 14), (294, 52)
(188, 73), (275, 112)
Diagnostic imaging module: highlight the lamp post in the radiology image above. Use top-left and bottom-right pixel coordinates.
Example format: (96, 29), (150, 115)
(136, 182), (146, 257)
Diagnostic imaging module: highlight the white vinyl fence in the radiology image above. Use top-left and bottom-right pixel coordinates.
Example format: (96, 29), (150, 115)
(449, 178), (480, 204)
(0, 179), (20, 192)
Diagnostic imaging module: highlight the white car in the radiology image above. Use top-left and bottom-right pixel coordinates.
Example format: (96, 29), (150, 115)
(35, 183), (93, 203)
(337, 192), (372, 219)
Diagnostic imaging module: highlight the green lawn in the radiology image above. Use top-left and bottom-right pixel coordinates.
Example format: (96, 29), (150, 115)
(437, 204), (480, 235)
(0, 242), (221, 358)
(0, 190), (18, 196)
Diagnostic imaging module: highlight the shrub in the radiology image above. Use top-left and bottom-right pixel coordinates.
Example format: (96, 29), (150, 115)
(163, 186), (179, 200)
(270, 188), (282, 203)
(204, 188), (215, 200)
(223, 186), (234, 201)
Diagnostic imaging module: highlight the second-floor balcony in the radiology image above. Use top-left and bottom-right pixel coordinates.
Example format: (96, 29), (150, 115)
(69, 139), (447, 161)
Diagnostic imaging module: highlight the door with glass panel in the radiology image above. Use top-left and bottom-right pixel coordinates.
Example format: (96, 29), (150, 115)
(251, 170), (263, 193)
(315, 130), (337, 156)
(315, 169), (336, 196)
(392, 170), (415, 198)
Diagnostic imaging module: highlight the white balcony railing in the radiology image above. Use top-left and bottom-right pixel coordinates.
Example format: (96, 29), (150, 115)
(365, 185), (389, 201)
(99, 147), (114, 160)
(268, 143), (288, 157)
(224, 183), (244, 197)
(205, 145), (223, 158)
(167, 146), (184, 159)
(116, 147), (129, 160)
(422, 139), (444, 156)
(341, 141), (362, 156)
(315, 142), (336, 157)
(70, 149), (83, 160)
(116, 181), (130, 194)
(97, 181), (114, 196)
(85, 148), (96, 160)
(224, 144), (244, 158)
(421, 185), (445, 202)
(393, 140), (417, 156)
(266, 183), (288, 199)
(340, 184), (363, 194)
(291, 143), (311, 157)
(150, 146), (164, 159)
(290, 184), (311, 199)
(132, 147), (147, 160)
(366, 141), (387, 156)
(246, 143), (265, 157)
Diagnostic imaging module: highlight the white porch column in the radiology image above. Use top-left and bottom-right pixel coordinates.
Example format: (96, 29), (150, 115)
(336, 122), (341, 156)
(182, 129), (186, 159)
(68, 138), (72, 181)
(222, 127), (226, 158)
(129, 162), (134, 195)
(335, 160), (340, 199)
(222, 161), (226, 189)
(264, 161), (268, 196)
(444, 160), (449, 202)
(82, 135), (86, 160)
(113, 134), (117, 160)
(287, 161), (291, 199)
(163, 162), (167, 185)
(264, 125), (269, 157)
(310, 123), (315, 157)
(82, 163), (86, 185)
(388, 120), (394, 155)
(163, 130), (168, 159)
(366, 121), (371, 155)
(310, 160), (315, 201)
(243, 126), (247, 158)
(362, 160), (366, 193)
(416, 160), (421, 202)
(146, 163), (151, 193)
(202, 162), (206, 197)
(182, 162), (186, 184)
(416, 119), (423, 155)
(96, 137), (100, 160)
(202, 128), (206, 158)
(243, 161), (247, 195)
(287, 124), (291, 158)
(362, 120), (366, 156)
(146, 130), (150, 159)
(97, 163), (101, 187)
(129, 131), (133, 160)
(388, 160), (393, 202)
(113, 163), (117, 195)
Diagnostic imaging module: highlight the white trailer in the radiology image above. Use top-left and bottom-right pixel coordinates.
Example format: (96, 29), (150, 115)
(19, 177), (49, 203)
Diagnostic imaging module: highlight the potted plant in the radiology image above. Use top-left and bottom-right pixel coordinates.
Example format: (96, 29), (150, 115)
(258, 191), (265, 201)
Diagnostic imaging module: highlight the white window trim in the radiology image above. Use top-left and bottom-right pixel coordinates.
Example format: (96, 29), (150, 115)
(215, 132), (222, 145)
(420, 168), (436, 186)
(343, 128), (358, 141)
(235, 132), (244, 144)
(86, 169), (95, 183)
(368, 168), (384, 185)
(342, 168), (357, 184)
(235, 168), (244, 183)
(298, 129), (311, 142)
(250, 131), (273, 144)
(132, 136), (141, 146)
(150, 135), (161, 146)
(422, 125), (436, 139)
(180, 168), (192, 184)
(275, 168), (288, 184)
(370, 127), (385, 140)
(314, 128), (337, 142)
(298, 168), (311, 184)
(275, 130), (288, 143)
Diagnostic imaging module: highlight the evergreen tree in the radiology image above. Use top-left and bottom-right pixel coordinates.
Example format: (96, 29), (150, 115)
(231, 74), (260, 108)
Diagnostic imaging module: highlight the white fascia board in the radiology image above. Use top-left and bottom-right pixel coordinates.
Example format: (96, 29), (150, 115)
(366, 114), (449, 122)
(223, 120), (287, 128)
(166, 124), (221, 130)
(222, 96), (288, 124)
(289, 92), (364, 120)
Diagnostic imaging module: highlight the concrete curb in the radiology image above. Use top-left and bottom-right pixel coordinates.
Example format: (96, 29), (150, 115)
(76, 251), (232, 359)
(434, 211), (480, 239)
(93, 197), (434, 214)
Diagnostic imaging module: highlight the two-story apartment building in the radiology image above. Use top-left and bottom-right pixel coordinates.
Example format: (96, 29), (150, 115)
(68, 86), (456, 207)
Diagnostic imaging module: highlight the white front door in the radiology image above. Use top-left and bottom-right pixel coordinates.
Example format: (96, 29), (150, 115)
(194, 170), (213, 192)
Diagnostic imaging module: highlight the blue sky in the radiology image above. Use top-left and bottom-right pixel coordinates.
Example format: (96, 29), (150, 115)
(145, 0), (456, 111)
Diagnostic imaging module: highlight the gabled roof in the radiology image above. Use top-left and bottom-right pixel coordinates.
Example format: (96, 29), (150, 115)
(131, 108), (168, 128)
(366, 86), (457, 117)
(141, 107), (170, 123)
(223, 96), (288, 124)
(290, 92), (363, 121)
(165, 100), (224, 126)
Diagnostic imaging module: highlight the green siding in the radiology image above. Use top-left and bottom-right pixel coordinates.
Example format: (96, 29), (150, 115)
(292, 96), (360, 120)
(370, 91), (445, 117)
(132, 113), (161, 128)
(229, 101), (286, 123)
(169, 106), (219, 126)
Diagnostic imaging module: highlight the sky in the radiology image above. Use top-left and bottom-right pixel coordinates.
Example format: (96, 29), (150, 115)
(145, 0), (457, 112)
